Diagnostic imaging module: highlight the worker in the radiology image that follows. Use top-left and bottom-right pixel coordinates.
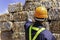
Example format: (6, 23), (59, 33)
(24, 6), (56, 40)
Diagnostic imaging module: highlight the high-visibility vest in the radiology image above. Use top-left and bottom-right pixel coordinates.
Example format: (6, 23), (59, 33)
(29, 25), (45, 40)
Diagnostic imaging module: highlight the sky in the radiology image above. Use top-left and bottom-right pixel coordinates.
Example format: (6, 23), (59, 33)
(0, 0), (25, 14)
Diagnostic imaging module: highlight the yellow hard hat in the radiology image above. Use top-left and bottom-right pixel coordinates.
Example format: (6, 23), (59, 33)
(34, 6), (48, 18)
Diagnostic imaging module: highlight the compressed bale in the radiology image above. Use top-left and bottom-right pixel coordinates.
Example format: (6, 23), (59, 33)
(27, 11), (35, 19)
(0, 14), (13, 21)
(48, 7), (60, 20)
(13, 11), (28, 22)
(24, 2), (41, 11)
(0, 22), (13, 31)
(12, 21), (26, 32)
(8, 3), (23, 13)
(53, 33), (60, 40)
(40, 1), (52, 8)
(24, 1), (52, 11)
(12, 32), (25, 40)
(49, 21), (60, 33)
(1, 31), (13, 40)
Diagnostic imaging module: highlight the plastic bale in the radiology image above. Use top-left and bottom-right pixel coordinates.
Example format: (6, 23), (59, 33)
(8, 3), (23, 13)
(27, 11), (34, 18)
(24, 2), (41, 11)
(49, 21), (60, 34)
(1, 31), (13, 40)
(48, 8), (59, 20)
(0, 14), (13, 21)
(12, 21), (26, 32)
(13, 11), (28, 22)
(53, 33), (60, 40)
(40, 1), (52, 9)
(12, 32), (25, 40)
(0, 22), (13, 31)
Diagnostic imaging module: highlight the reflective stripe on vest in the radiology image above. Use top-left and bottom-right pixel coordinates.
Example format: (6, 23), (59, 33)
(29, 25), (45, 40)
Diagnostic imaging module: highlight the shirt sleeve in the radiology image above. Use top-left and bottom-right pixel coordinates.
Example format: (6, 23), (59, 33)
(41, 30), (56, 40)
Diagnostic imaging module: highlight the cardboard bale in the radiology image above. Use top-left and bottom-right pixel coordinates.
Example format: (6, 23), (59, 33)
(12, 21), (26, 32)
(13, 11), (28, 22)
(12, 32), (25, 40)
(8, 3), (23, 13)
(1, 31), (13, 40)
(0, 22), (13, 31)
(53, 33), (60, 40)
(49, 21), (60, 33)
(0, 14), (13, 21)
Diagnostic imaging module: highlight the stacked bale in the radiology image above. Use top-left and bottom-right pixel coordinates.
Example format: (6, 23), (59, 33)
(12, 22), (26, 40)
(8, 3), (23, 13)
(53, 33), (60, 40)
(24, 0), (60, 40)
(13, 11), (27, 22)
(1, 2), (27, 40)
(8, 2), (27, 40)
(48, 7), (60, 20)
(0, 13), (13, 22)
(50, 21), (60, 33)
(1, 22), (13, 40)
(1, 0), (60, 40)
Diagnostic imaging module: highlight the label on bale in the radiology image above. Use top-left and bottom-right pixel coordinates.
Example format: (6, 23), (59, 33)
(13, 11), (28, 22)
(0, 14), (13, 21)
(8, 2), (23, 13)
(0, 22), (13, 31)
(49, 21), (60, 33)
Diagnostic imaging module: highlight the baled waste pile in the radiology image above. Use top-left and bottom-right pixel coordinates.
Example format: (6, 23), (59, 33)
(0, 0), (60, 40)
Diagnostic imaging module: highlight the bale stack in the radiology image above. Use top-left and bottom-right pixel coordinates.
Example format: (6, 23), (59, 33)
(1, 0), (60, 40)
(8, 3), (23, 13)
(23, 0), (60, 40)
(8, 3), (27, 40)
(0, 21), (13, 40)
(1, 2), (27, 40)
